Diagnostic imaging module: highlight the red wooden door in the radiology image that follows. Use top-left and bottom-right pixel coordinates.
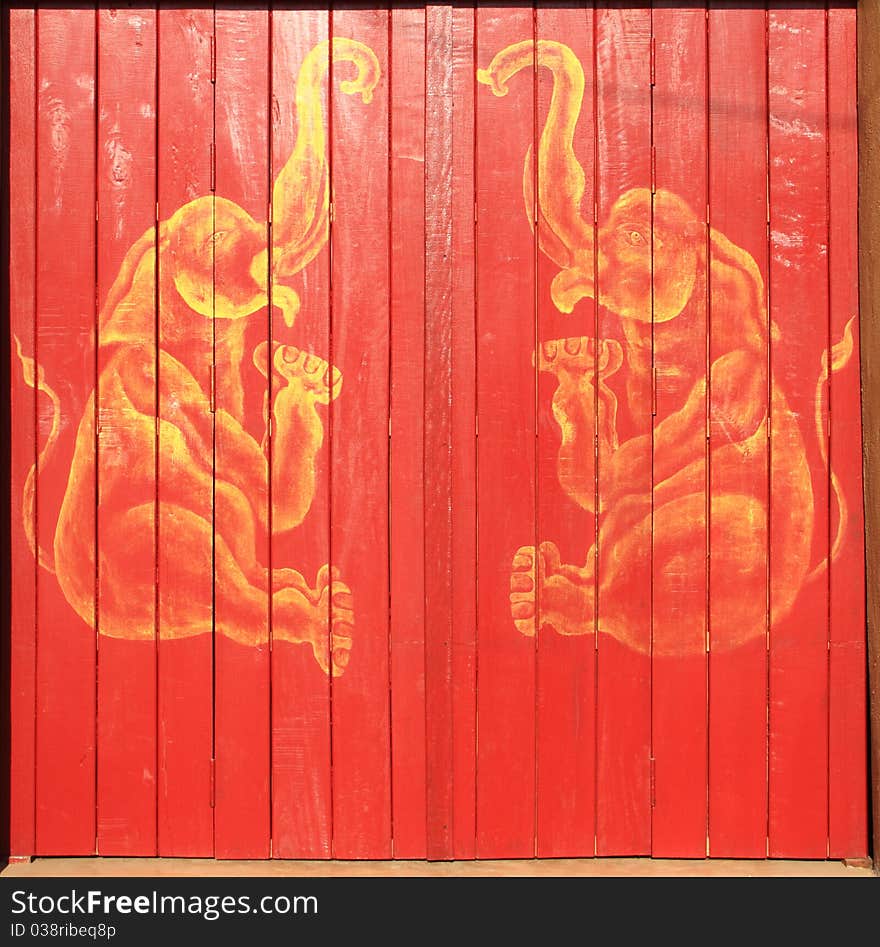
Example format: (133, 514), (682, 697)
(8, 2), (868, 860)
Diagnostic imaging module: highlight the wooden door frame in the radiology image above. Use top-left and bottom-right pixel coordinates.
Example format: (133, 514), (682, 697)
(0, 0), (877, 868)
(858, 0), (880, 875)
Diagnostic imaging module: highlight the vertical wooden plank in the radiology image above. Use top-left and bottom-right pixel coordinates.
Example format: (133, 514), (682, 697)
(9, 5), (37, 860)
(269, 5), (332, 859)
(533, 2), (597, 858)
(594, 0), (652, 856)
(390, 2), (427, 860)
(827, 2), (868, 860)
(450, 3), (477, 861)
(706, 0), (770, 858)
(860, 0), (880, 876)
(768, 3), (830, 858)
(212, 2), (271, 859)
(95, 5), (158, 856)
(425, 1), (454, 862)
(34, 5), (97, 855)
(474, 3), (537, 858)
(330, 3), (392, 859)
(650, 1), (709, 857)
(156, 3), (215, 857)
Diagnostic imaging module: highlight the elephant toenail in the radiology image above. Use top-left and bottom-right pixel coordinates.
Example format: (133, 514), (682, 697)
(511, 601), (536, 620)
(542, 341), (558, 359)
(564, 337), (581, 355)
(511, 573), (534, 593)
(304, 354), (320, 373)
(281, 345), (299, 363)
(333, 648), (351, 669)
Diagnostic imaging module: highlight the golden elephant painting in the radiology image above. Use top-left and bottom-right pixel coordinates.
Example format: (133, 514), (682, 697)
(8, 4), (868, 862)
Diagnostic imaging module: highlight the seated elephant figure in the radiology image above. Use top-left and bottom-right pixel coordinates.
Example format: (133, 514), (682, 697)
(17, 38), (380, 676)
(479, 40), (854, 656)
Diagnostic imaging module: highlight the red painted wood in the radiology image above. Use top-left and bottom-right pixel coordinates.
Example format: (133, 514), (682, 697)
(390, 3), (427, 860)
(6, 1), (869, 863)
(424, 1), (455, 862)
(450, 4), (478, 861)
(707, 1), (770, 858)
(34, 6), (97, 855)
(213, 3), (271, 859)
(329, 5), (392, 859)
(269, 5), (332, 860)
(156, 4), (215, 857)
(827, 4), (868, 860)
(534, 1), (597, 858)
(475, 4), (537, 859)
(650, 2), (709, 858)
(8, 6), (37, 860)
(96, 5), (158, 856)
(594, 1), (652, 856)
(768, 4), (830, 858)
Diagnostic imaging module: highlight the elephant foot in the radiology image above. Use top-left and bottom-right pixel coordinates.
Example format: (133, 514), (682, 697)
(274, 564), (354, 677)
(535, 336), (623, 380)
(254, 341), (342, 405)
(509, 541), (595, 638)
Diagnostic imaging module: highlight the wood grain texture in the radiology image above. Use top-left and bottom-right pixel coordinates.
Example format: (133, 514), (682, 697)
(474, 4), (537, 859)
(650, 1), (709, 858)
(767, 4), (830, 858)
(534, 1), (597, 859)
(329, 4), (392, 859)
(424, 1), (453, 861)
(269, 5), (332, 860)
(156, 3), (214, 857)
(450, 3), (478, 861)
(594, 1), (652, 856)
(9, 5), (37, 860)
(827, 1), (867, 860)
(706, 1), (769, 858)
(96, 5), (158, 857)
(390, 2), (427, 860)
(5, 0), (870, 863)
(213, 3), (271, 860)
(34, 6), (97, 855)
(857, 0), (880, 875)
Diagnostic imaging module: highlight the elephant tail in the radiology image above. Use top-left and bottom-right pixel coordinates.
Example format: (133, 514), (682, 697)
(805, 315), (856, 585)
(14, 335), (59, 574)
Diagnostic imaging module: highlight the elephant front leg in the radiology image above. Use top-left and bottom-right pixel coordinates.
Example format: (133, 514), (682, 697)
(537, 336), (622, 513)
(254, 341), (342, 533)
(509, 541), (595, 638)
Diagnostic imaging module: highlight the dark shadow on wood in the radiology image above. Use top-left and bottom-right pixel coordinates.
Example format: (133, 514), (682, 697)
(0, 0), (12, 865)
(858, 0), (880, 877)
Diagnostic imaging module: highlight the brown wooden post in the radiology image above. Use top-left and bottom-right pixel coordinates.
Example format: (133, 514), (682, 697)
(858, 0), (880, 875)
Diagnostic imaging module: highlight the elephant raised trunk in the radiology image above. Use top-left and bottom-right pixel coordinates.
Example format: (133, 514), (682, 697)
(478, 40), (595, 313)
(271, 37), (380, 281)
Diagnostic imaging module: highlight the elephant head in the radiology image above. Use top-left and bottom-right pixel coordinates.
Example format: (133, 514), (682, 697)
(478, 40), (770, 341)
(591, 187), (703, 325)
(100, 38), (380, 346)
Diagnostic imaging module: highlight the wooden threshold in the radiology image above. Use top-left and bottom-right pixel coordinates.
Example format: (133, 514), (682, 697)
(1, 857), (872, 878)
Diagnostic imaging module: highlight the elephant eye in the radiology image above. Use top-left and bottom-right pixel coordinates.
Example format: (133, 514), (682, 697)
(628, 230), (647, 247)
(205, 230), (228, 251)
